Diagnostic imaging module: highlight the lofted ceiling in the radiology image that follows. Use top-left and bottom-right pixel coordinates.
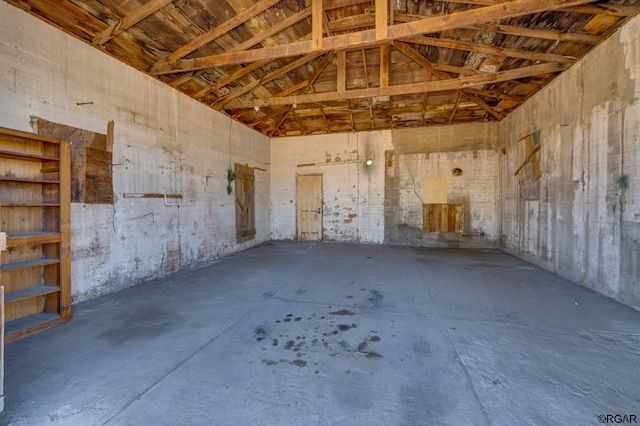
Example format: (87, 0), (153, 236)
(5, 0), (639, 137)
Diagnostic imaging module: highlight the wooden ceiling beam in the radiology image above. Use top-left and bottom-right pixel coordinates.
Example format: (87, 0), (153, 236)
(441, 0), (639, 16)
(468, 23), (603, 45)
(150, 0), (595, 75)
(92, 0), (173, 46)
(395, 41), (505, 120)
(158, 0), (284, 65)
(392, 13), (603, 44)
(402, 36), (577, 64)
(213, 52), (323, 107)
(174, 8), (313, 95)
(222, 62), (566, 109)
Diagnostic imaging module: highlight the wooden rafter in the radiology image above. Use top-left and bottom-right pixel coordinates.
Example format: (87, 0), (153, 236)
(150, 0), (595, 75)
(156, 0), (283, 65)
(449, 92), (463, 123)
(394, 41), (505, 120)
(213, 52), (323, 108)
(443, 0), (640, 16)
(222, 62), (565, 109)
(468, 23), (603, 45)
(92, 0), (173, 46)
(402, 36), (577, 64)
(264, 52), (335, 135)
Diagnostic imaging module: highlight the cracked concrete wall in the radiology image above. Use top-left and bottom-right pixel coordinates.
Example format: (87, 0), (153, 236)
(0, 3), (271, 302)
(270, 131), (392, 243)
(385, 124), (499, 247)
(498, 14), (640, 309)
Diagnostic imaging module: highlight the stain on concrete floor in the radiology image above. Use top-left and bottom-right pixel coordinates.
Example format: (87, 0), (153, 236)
(4, 242), (640, 425)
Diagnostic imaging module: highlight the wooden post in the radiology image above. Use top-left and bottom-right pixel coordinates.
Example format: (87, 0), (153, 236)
(337, 50), (346, 93)
(376, 0), (388, 40)
(312, 0), (323, 50)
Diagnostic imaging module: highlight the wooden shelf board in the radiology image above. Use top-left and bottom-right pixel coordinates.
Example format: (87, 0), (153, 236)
(0, 258), (60, 272)
(0, 150), (59, 162)
(5, 285), (60, 303)
(0, 203), (60, 207)
(6, 232), (61, 247)
(5, 312), (68, 343)
(0, 177), (60, 184)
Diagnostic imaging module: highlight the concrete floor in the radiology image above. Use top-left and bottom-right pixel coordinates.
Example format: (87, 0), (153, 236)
(2, 242), (640, 425)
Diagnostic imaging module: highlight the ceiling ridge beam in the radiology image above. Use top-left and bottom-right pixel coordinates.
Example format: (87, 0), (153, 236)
(222, 62), (567, 109)
(92, 0), (173, 46)
(150, 0), (594, 75)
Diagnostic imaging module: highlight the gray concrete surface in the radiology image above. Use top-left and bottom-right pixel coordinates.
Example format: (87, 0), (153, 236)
(2, 242), (640, 425)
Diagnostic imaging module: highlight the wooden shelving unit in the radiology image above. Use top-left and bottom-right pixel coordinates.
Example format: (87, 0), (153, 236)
(0, 127), (71, 342)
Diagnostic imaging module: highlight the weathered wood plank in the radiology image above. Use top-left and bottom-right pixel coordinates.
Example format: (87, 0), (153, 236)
(160, 0), (284, 64)
(313, 0), (324, 50)
(150, 0), (594, 75)
(92, 0), (173, 46)
(222, 62), (565, 109)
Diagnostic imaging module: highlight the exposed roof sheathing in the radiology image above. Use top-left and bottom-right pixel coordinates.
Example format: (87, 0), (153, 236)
(6, 0), (639, 137)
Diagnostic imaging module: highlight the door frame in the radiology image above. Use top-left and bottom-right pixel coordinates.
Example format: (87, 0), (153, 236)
(296, 173), (323, 241)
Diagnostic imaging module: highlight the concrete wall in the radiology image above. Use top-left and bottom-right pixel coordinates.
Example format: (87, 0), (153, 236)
(0, 3), (271, 302)
(385, 124), (499, 247)
(271, 131), (391, 243)
(498, 14), (640, 309)
(271, 123), (499, 248)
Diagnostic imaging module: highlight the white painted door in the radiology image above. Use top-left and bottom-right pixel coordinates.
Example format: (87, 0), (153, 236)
(296, 174), (323, 241)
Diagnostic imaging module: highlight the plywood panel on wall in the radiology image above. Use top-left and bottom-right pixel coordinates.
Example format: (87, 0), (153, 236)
(423, 203), (464, 233)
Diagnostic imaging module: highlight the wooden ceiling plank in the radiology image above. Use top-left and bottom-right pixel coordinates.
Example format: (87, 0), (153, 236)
(263, 52), (335, 134)
(463, 92), (505, 119)
(402, 36), (577, 64)
(395, 41), (505, 119)
(313, 0), (324, 50)
(463, 88), (523, 102)
(150, 0), (595, 75)
(325, 0), (375, 11)
(232, 8), (312, 53)
(167, 8), (313, 94)
(160, 0), (284, 65)
(92, 0), (173, 46)
(222, 62), (565, 109)
(214, 52), (323, 107)
(169, 71), (199, 88)
(268, 108), (294, 137)
(194, 61), (266, 99)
